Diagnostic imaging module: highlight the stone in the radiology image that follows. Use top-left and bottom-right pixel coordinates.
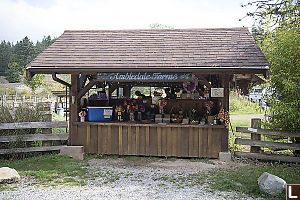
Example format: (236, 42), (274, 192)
(258, 172), (286, 196)
(0, 167), (21, 183)
(60, 146), (85, 160)
(219, 152), (232, 162)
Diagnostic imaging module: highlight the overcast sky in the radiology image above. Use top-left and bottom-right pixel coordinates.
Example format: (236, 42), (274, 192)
(0, 0), (255, 43)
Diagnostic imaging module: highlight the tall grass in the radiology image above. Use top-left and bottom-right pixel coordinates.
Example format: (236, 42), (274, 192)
(229, 90), (262, 115)
(0, 104), (45, 158)
(0, 104), (44, 136)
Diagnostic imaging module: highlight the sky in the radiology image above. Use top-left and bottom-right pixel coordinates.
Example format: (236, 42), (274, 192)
(0, 0), (255, 43)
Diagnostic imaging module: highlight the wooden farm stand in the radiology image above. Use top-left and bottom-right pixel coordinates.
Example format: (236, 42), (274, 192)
(26, 28), (269, 158)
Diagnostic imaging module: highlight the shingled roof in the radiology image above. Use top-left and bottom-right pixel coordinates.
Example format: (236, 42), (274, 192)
(26, 27), (269, 75)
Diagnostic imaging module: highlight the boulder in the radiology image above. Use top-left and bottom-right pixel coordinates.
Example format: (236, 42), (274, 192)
(0, 167), (21, 183)
(258, 172), (286, 196)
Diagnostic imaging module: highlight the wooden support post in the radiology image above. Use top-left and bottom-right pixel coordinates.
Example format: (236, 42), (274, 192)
(123, 86), (132, 98)
(220, 74), (230, 153)
(42, 113), (52, 146)
(251, 118), (261, 153)
(70, 74), (79, 145)
(222, 74), (230, 112)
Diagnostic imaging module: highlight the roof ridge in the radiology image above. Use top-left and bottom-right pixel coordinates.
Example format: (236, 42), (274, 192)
(63, 27), (248, 32)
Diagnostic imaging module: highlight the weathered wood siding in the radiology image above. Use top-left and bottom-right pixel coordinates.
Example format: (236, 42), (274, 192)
(72, 122), (228, 158)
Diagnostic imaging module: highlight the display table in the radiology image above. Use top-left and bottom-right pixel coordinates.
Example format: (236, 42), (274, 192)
(72, 122), (228, 158)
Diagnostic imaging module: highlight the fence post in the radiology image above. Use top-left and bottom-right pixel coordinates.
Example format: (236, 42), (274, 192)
(251, 118), (261, 153)
(42, 110), (52, 147)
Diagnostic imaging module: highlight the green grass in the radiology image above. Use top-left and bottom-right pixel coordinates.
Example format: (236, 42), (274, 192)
(230, 110), (264, 115)
(157, 163), (300, 199)
(205, 164), (300, 199)
(229, 91), (264, 115)
(0, 154), (88, 189)
(230, 119), (250, 132)
(52, 113), (68, 133)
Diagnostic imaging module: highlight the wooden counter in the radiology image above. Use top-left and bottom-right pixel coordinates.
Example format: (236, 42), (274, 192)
(71, 122), (228, 158)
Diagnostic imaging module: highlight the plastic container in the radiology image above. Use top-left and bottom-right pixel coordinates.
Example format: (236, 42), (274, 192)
(87, 107), (113, 122)
(57, 107), (64, 117)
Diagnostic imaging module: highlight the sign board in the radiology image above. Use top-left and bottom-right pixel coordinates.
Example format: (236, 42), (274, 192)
(286, 184), (300, 200)
(97, 72), (197, 81)
(211, 88), (224, 97)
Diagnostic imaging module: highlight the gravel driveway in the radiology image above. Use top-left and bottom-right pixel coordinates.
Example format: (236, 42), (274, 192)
(0, 158), (255, 200)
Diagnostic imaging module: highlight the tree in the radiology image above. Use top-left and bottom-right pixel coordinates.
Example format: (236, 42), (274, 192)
(262, 28), (300, 132)
(34, 35), (56, 57)
(5, 62), (22, 83)
(244, 0), (300, 155)
(150, 23), (174, 29)
(12, 36), (35, 68)
(23, 73), (46, 93)
(0, 36), (56, 83)
(0, 41), (13, 74)
(241, 0), (299, 27)
(251, 25), (266, 47)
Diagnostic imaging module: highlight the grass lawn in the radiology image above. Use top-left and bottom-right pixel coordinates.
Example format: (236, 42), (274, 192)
(0, 154), (88, 189)
(52, 113), (68, 133)
(230, 109), (264, 115)
(205, 163), (300, 200)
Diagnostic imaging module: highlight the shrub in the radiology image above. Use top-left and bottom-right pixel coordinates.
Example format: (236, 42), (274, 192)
(0, 104), (44, 136)
(0, 104), (45, 158)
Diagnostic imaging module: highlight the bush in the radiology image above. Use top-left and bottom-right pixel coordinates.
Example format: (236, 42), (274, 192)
(5, 62), (22, 83)
(0, 104), (45, 136)
(0, 104), (45, 158)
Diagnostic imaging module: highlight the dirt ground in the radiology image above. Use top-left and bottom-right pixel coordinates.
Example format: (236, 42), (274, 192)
(88, 157), (247, 174)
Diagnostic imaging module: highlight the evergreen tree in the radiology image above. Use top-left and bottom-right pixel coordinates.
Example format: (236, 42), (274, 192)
(11, 36), (35, 68)
(6, 62), (22, 83)
(0, 35), (56, 83)
(0, 41), (13, 74)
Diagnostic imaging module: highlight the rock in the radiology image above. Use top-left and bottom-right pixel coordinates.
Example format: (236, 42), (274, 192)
(0, 167), (21, 183)
(219, 152), (232, 162)
(258, 172), (286, 196)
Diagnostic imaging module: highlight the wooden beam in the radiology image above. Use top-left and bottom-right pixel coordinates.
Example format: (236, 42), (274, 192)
(235, 138), (300, 150)
(0, 121), (68, 130)
(77, 79), (96, 100)
(193, 73), (212, 89)
(0, 133), (68, 142)
(146, 126), (150, 156)
(235, 151), (300, 163)
(123, 86), (132, 98)
(79, 74), (88, 90)
(236, 127), (300, 138)
(222, 74), (230, 111)
(70, 74), (79, 145)
(0, 145), (67, 154)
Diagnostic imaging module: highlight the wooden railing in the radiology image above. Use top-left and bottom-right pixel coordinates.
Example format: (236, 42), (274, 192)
(0, 121), (68, 154)
(234, 118), (300, 163)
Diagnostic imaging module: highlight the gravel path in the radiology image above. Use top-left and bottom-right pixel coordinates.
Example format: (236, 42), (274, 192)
(0, 158), (255, 200)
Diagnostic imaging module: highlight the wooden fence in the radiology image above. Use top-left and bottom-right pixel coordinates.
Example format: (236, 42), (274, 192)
(234, 118), (300, 163)
(0, 94), (52, 107)
(0, 121), (68, 154)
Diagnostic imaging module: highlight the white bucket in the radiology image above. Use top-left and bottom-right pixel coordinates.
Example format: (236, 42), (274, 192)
(57, 107), (64, 117)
